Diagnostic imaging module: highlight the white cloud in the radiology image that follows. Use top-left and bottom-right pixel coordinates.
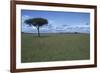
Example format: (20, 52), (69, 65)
(21, 15), (90, 33)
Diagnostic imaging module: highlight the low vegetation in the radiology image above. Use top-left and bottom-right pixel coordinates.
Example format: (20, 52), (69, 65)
(21, 33), (90, 63)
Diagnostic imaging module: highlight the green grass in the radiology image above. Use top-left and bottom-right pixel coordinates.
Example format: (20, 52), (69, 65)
(21, 33), (90, 63)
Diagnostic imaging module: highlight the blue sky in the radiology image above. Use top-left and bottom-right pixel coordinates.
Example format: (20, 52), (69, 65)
(21, 9), (90, 33)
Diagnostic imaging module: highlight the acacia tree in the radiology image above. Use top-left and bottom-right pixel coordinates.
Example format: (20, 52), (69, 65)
(24, 18), (48, 37)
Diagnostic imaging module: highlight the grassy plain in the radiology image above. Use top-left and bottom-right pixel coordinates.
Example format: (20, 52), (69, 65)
(21, 33), (90, 63)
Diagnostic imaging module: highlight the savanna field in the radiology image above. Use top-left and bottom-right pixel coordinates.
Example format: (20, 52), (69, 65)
(21, 33), (90, 63)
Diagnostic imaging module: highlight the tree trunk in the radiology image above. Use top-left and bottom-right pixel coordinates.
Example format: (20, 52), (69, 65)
(37, 26), (40, 37)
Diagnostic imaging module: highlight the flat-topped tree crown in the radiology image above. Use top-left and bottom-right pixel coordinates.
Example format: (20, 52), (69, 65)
(24, 18), (48, 37)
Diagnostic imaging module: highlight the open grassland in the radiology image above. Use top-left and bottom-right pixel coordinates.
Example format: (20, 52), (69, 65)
(21, 33), (90, 63)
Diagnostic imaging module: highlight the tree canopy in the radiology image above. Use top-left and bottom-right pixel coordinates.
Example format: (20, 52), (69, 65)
(24, 18), (48, 27)
(24, 18), (48, 37)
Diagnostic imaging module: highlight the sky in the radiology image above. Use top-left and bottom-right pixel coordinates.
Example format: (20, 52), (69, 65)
(21, 9), (90, 33)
